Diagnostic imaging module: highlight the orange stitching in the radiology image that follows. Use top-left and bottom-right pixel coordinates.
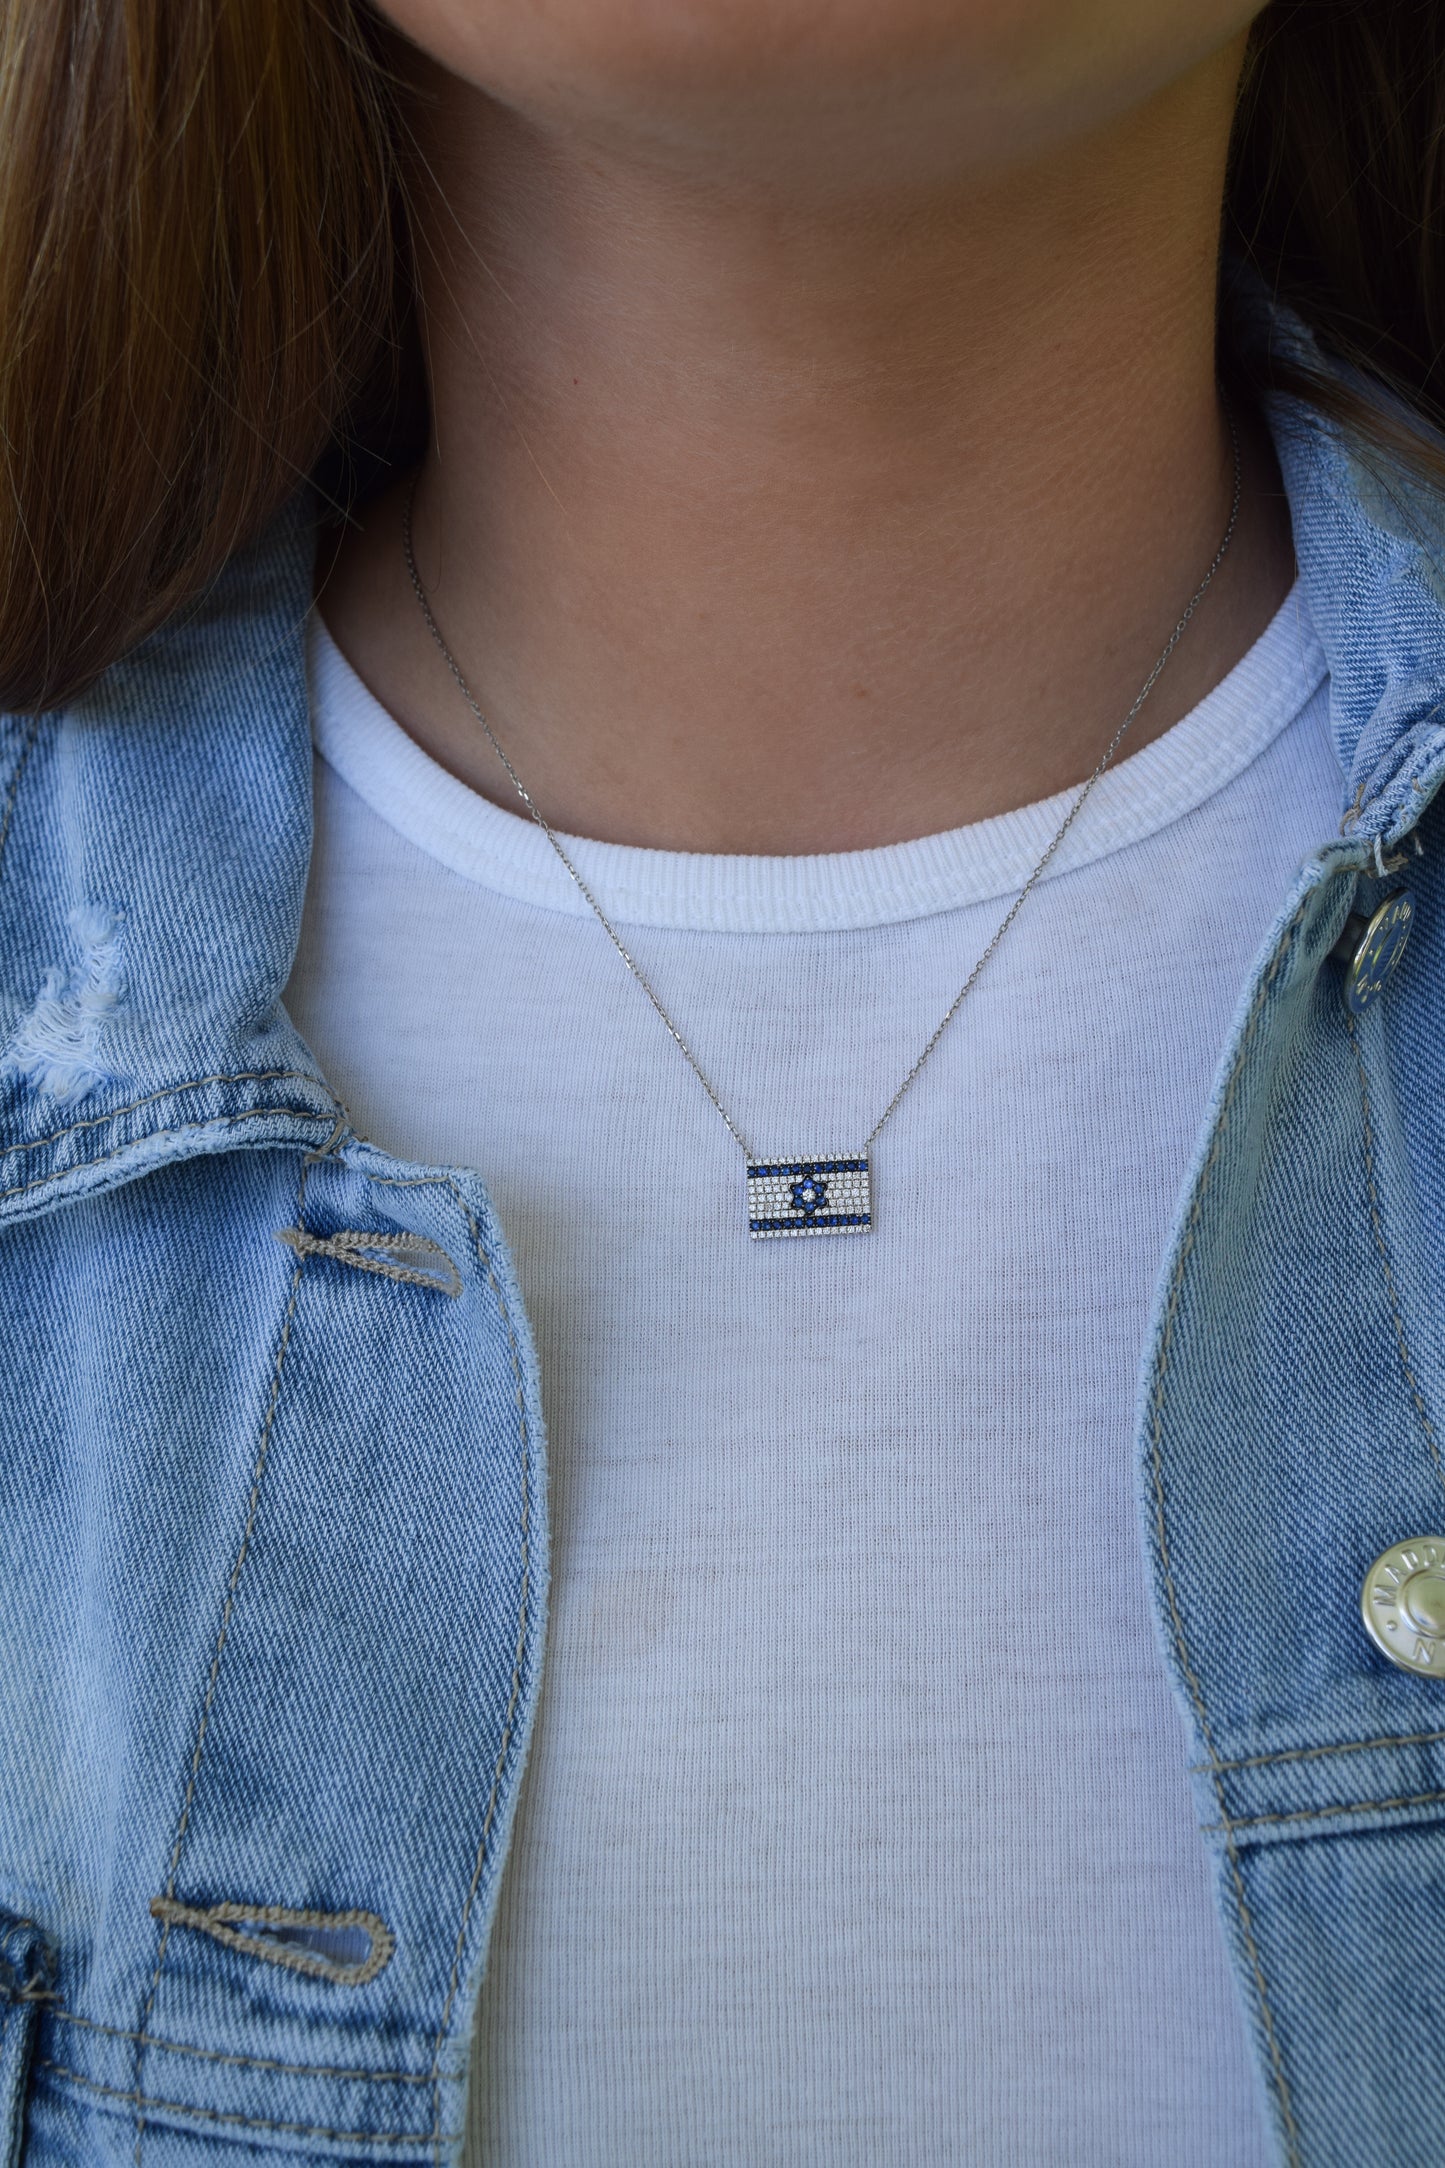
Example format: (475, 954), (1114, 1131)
(1339, 778), (1368, 835)
(1346, 1006), (1445, 1499)
(147, 1898), (394, 1989)
(1204, 1787), (1445, 1832)
(135, 1153), (314, 2165)
(1192, 1724), (1445, 1774)
(1147, 888), (1314, 2168)
(3, 1072), (327, 1158)
(39, 2060), (454, 2147)
(0, 1107), (333, 1204)
(367, 1171), (533, 2168)
(303, 1111), (351, 1164)
(274, 1226), (462, 1300)
(47, 2007), (447, 2086)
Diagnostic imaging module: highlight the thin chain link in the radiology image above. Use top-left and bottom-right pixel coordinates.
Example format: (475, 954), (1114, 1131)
(402, 502), (755, 1152)
(403, 402), (1241, 1163)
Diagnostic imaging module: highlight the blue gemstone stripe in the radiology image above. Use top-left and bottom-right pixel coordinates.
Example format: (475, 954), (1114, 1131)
(748, 1213), (870, 1231)
(747, 1158), (867, 1179)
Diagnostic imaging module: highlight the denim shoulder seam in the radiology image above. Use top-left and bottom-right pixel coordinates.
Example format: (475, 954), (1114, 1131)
(38, 2059), (455, 2148)
(1192, 1724), (1445, 1773)
(1203, 1787), (1445, 1833)
(46, 2007), (447, 2087)
(0, 1106), (333, 1205)
(5, 1072), (328, 1158)
(1147, 888), (1313, 2167)
(365, 1169), (533, 2168)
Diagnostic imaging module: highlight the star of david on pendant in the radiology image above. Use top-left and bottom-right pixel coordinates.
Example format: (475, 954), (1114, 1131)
(746, 1157), (872, 1240)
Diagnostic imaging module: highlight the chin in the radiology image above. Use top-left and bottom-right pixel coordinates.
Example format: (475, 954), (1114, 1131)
(375, 0), (1262, 189)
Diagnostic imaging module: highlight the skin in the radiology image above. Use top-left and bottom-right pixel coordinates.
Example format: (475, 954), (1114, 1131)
(320, 0), (1296, 853)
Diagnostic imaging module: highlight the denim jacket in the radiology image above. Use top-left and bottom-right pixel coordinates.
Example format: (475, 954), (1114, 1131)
(5, 289), (1445, 2168)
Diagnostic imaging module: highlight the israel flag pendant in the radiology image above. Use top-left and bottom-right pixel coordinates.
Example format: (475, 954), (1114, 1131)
(746, 1156), (872, 1240)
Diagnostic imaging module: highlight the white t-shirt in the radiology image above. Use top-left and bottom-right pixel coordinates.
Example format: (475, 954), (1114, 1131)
(286, 590), (1339, 2167)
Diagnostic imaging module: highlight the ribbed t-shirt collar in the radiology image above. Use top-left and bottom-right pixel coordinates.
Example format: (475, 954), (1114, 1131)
(308, 580), (1328, 937)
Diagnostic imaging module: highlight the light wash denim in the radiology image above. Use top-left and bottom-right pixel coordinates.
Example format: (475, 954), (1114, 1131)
(4, 277), (1445, 2167)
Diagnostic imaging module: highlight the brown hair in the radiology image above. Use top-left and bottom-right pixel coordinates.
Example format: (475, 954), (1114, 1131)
(0, 0), (401, 712)
(1225, 0), (1445, 465)
(1, 0), (1443, 713)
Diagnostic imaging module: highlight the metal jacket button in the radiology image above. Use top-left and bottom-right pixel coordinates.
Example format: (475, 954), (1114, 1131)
(1361, 1538), (1445, 1675)
(1335, 891), (1415, 1014)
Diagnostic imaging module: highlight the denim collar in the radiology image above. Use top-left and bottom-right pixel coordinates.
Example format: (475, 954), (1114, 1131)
(3, 287), (1445, 1180)
(0, 496), (338, 1204)
(1228, 264), (1445, 848)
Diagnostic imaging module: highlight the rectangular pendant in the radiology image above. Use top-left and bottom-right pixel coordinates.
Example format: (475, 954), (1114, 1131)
(746, 1157), (871, 1240)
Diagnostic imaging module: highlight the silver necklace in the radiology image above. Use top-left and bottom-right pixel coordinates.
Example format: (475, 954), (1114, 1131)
(403, 405), (1241, 1241)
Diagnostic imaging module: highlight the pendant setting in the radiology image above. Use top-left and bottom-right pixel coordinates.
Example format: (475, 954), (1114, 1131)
(746, 1157), (871, 1240)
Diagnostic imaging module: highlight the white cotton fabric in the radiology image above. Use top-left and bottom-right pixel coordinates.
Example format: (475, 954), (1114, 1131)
(286, 588), (1339, 2168)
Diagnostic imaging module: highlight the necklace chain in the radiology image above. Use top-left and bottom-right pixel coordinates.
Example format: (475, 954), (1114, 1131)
(403, 404), (1241, 1163)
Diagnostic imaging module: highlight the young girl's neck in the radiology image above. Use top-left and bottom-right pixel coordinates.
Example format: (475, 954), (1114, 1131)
(321, 34), (1295, 853)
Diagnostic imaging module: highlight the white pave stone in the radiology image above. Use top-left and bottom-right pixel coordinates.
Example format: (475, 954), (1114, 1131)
(746, 1157), (871, 1240)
